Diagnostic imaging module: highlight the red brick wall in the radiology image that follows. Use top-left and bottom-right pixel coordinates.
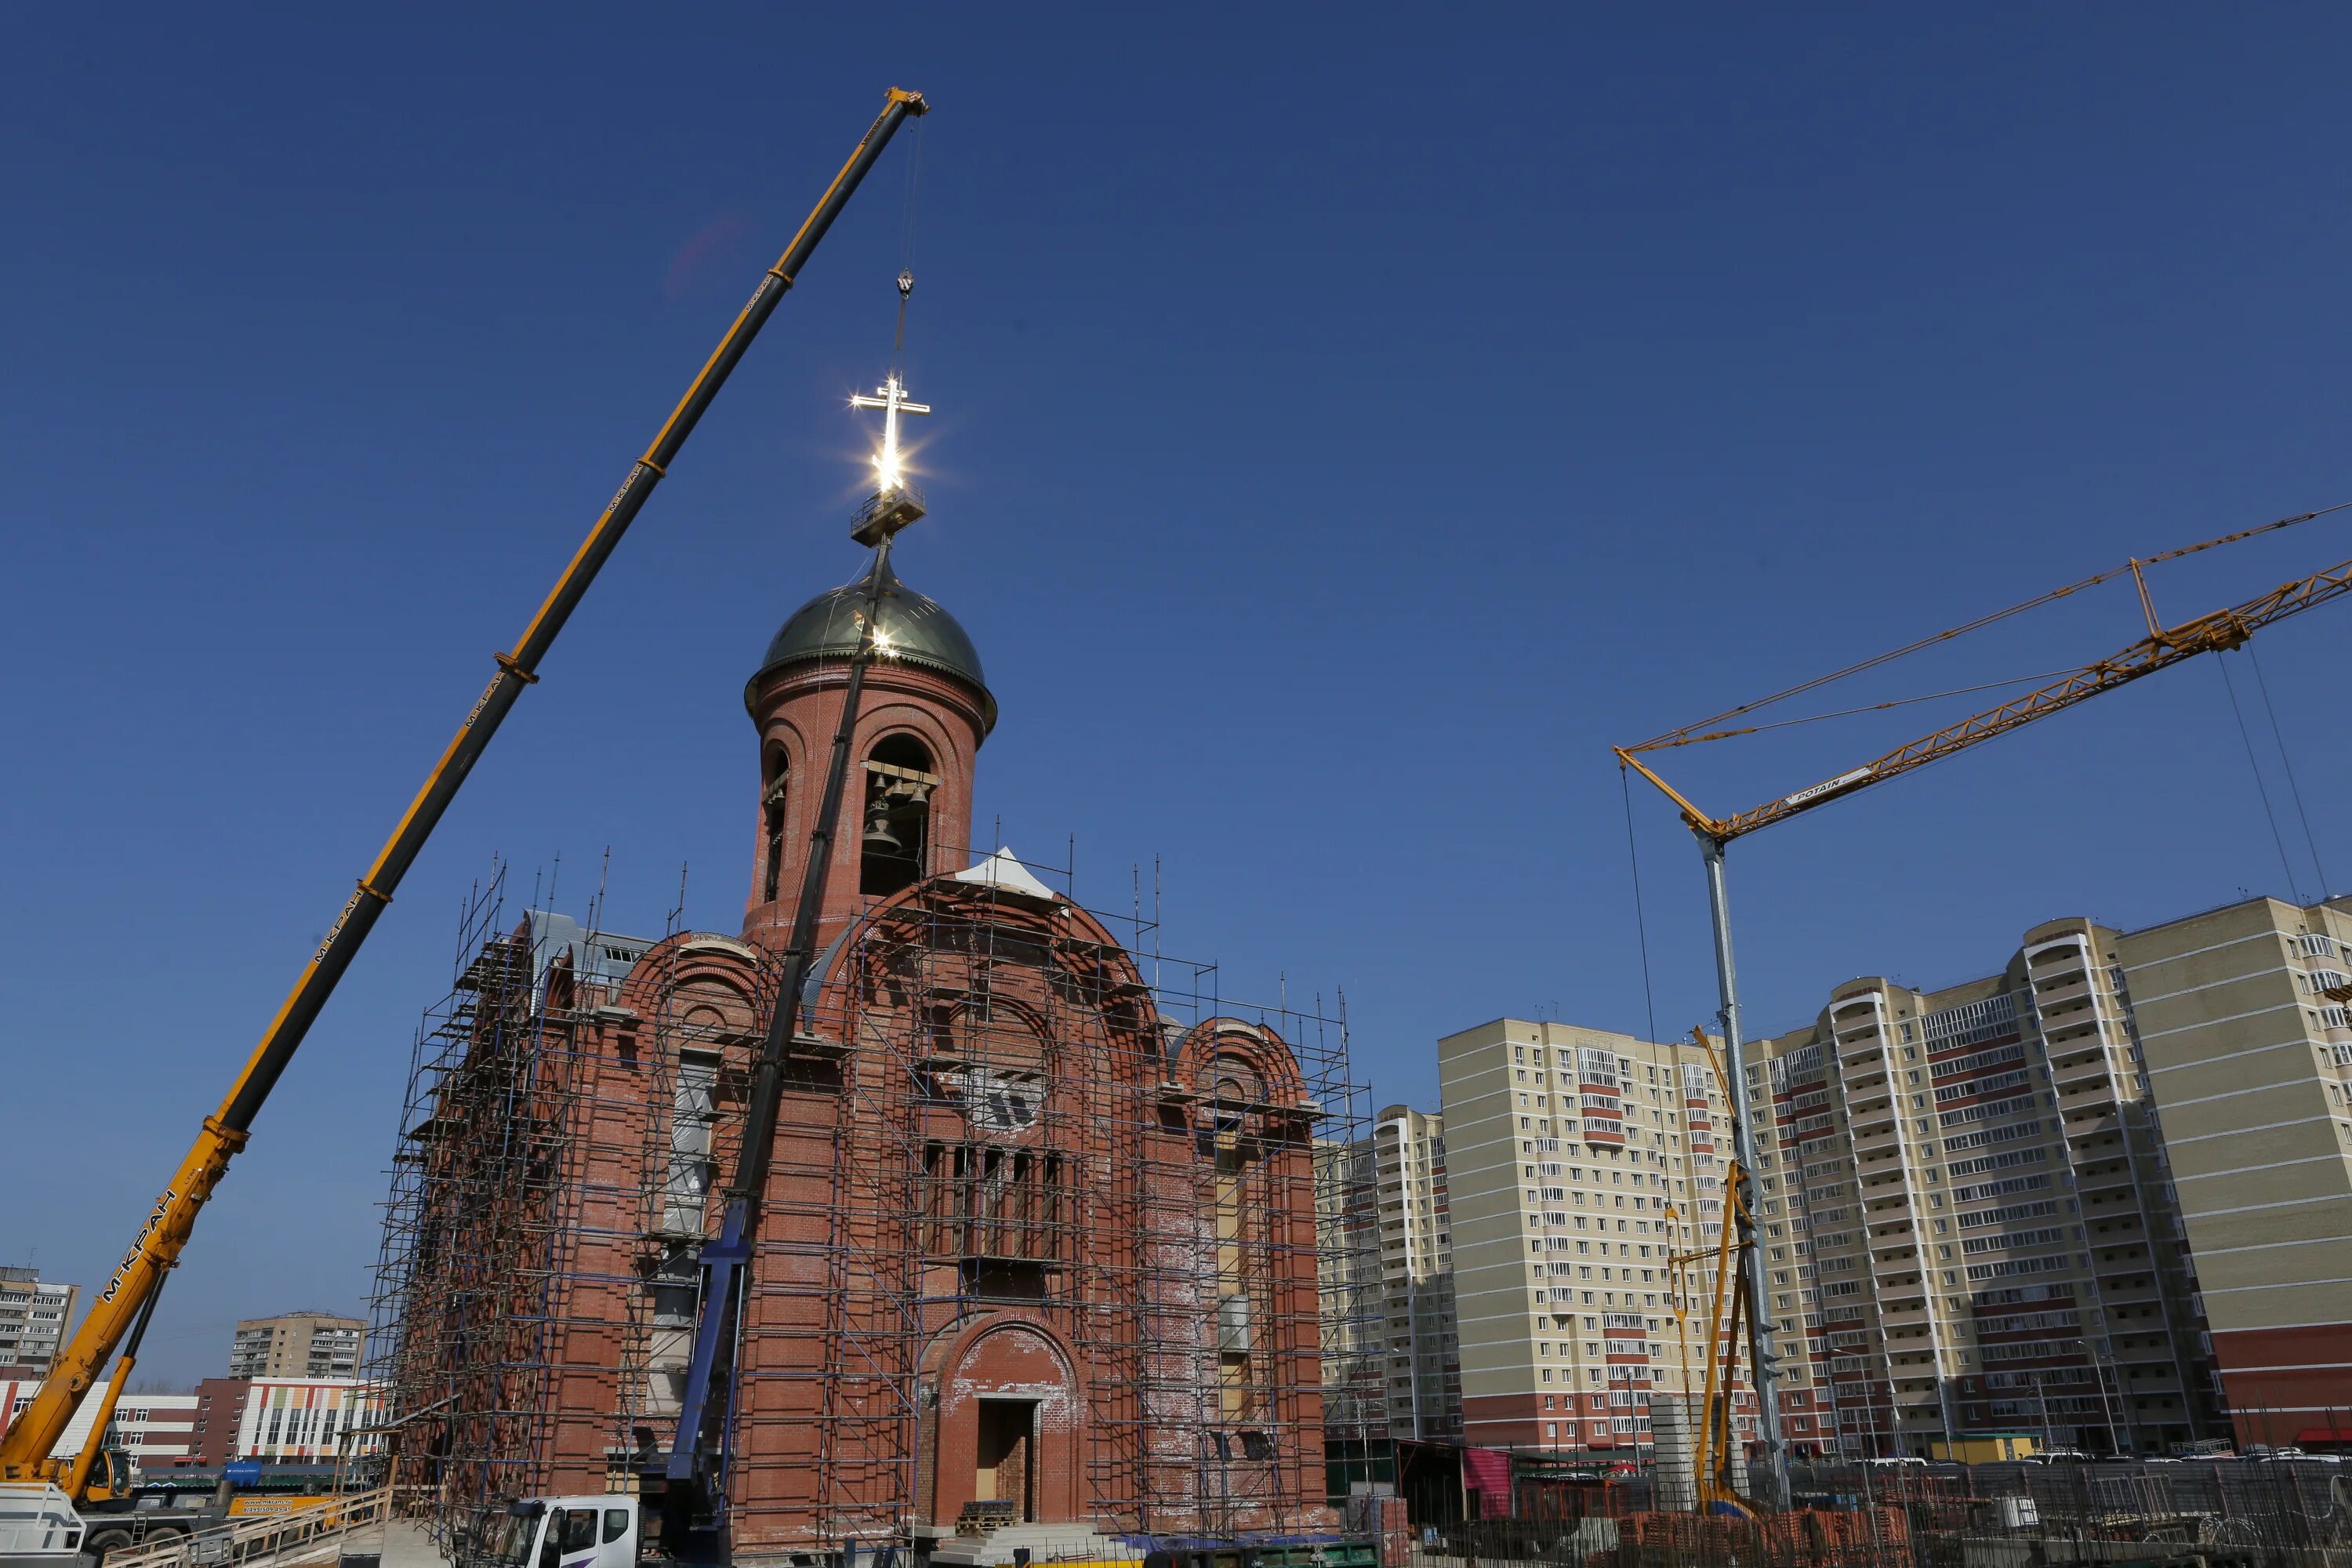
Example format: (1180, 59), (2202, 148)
(2211, 1322), (2352, 1449)
(394, 648), (1336, 1554)
(739, 657), (987, 949)
(507, 895), (1334, 1553)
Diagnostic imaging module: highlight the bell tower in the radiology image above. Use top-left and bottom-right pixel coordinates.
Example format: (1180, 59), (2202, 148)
(740, 554), (995, 948)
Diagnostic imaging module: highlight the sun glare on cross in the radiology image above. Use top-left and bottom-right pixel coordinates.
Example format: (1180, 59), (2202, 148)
(850, 373), (931, 495)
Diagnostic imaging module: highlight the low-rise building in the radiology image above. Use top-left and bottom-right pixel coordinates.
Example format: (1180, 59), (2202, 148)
(0, 1382), (198, 1469)
(191, 1377), (383, 1465)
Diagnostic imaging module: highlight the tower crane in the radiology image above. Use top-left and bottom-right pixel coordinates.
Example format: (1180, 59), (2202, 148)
(1616, 506), (2352, 1508)
(0, 87), (931, 1548)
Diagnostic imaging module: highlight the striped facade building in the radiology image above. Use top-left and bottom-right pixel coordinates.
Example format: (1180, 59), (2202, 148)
(1748, 892), (2352, 1456)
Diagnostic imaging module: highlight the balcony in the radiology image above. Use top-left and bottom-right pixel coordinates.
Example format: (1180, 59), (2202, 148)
(1852, 1127), (1902, 1159)
(2122, 1367), (2184, 1393)
(2053, 1054), (2114, 1090)
(2042, 1011), (2104, 1048)
(2034, 974), (2093, 1009)
(2089, 1166), (2145, 1203)
(2058, 1077), (2118, 1108)
(1839, 1038), (1886, 1069)
(2029, 949), (2090, 986)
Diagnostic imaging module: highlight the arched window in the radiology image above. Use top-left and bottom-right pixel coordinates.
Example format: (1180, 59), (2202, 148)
(861, 733), (937, 897)
(760, 750), (789, 903)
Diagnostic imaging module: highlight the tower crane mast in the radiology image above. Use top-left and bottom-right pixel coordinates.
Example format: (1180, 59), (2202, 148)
(0, 87), (930, 1512)
(1615, 510), (2352, 1504)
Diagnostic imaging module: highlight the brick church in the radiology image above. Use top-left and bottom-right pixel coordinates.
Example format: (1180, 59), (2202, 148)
(378, 529), (1356, 1563)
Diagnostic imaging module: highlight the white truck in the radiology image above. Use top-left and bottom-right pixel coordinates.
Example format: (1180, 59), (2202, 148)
(0, 1483), (86, 1568)
(482, 1497), (644, 1568)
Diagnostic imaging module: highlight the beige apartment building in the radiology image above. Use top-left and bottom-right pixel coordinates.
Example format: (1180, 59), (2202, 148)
(1409, 898), (2347, 1464)
(1748, 919), (2220, 1458)
(0, 1269), (77, 1376)
(1436, 1020), (1813, 1455)
(2109, 894), (2352, 1450)
(228, 1311), (365, 1380)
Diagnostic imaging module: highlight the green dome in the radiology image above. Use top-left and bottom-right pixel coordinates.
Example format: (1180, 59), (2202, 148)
(746, 555), (994, 731)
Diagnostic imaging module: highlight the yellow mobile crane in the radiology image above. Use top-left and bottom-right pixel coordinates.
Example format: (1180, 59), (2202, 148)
(1620, 505), (2352, 1504)
(1665, 1029), (1761, 1517)
(0, 87), (930, 1550)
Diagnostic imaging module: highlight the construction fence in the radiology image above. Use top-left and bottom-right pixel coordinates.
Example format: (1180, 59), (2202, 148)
(1393, 1458), (2352, 1568)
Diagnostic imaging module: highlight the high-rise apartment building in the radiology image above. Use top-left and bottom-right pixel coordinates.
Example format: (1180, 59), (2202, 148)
(1414, 896), (2343, 1463)
(1436, 1021), (1798, 1455)
(1742, 894), (2352, 1456)
(1748, 918), (2222, 1458)
(1369, 1107), (1461, 1441)
(2107, 894), (2352, 1449)
(0, 1269), (78, 1375)
(1317, 1136), (1390, 1457)
(228, 1312), (365, 1380)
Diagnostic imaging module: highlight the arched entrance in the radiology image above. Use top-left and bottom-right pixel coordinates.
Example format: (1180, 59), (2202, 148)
(917, 1315), (1084, 1529)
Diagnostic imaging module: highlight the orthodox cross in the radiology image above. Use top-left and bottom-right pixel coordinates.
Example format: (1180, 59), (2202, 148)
(851, 373), (931, 494)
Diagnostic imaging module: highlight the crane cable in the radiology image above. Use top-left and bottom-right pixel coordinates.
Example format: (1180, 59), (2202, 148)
(1632, 499), (2352, 753)
(2216, 655), (2305, 906)
(2245, 643), (2332, 898)
(891, 114), (926, 371)
(1621, 761), (1662, 1051)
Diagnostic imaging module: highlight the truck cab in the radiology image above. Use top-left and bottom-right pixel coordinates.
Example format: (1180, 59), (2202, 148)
(0, 1483), (87, 1568)
(488, 1497), (640, 1568)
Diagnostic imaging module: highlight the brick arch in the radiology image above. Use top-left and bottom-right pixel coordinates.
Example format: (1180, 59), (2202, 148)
(1170, 1018), (1308, 1112)
(915, 1313), (1086, 1528)
(751, 717), (811, 905)
(612, 935), (760, 1026)
(807, 882), (1167, 1092)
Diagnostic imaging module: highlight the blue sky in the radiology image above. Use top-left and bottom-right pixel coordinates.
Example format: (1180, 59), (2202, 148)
(3, 7), (2348, 1385)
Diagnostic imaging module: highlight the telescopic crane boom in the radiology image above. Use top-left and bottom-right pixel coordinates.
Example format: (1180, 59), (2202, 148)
(0, 86), (930, 1492)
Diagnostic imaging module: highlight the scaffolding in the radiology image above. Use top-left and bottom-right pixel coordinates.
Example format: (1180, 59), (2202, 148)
(364, 862), (682, 1554)
(368, 847), (1377, 1561)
